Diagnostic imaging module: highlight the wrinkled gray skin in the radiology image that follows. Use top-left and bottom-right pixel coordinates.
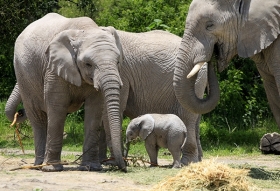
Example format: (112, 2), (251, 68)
(5, 13), (126, 172)
(125, 114), (187, 168)
(174, 0), (280, 130)
(100, 30), (208, 165)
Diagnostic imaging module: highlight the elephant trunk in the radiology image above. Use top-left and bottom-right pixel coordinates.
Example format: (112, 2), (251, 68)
(173, 37), (220, 114)
(99, 71), (126, 172)
(5, 83), (27, 124)
(124, 140), (130, 158)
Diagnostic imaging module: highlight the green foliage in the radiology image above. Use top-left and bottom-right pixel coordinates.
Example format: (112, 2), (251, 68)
(200, 119), (278, 155)
(83, 0), (191, 35)
(204, 57), (272, 129)
(0, 0), (59, 99)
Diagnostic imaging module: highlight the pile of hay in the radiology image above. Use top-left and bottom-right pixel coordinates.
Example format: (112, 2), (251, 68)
(151, 159), (257, 191)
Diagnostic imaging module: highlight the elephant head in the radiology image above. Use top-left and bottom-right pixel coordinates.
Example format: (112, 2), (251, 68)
(125, 115), (155, 156)
(126, 115), (155, 141)
(46, 26), (126, 171)
(173, 0), (280, 114)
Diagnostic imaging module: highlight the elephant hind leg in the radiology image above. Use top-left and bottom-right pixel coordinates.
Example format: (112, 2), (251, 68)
(27, 110), (48, 166)
(169, 148), (182, 168)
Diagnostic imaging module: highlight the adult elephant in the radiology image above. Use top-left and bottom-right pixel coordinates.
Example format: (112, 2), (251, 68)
(173, 0), (280, 128)
(100, 29), (208, 165)
(5, 13), (126, 172)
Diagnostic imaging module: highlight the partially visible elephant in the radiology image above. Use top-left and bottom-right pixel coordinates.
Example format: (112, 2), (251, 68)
(100, 29), (208, 165)
(125, 114), (187, 168)
(173, 0), (280, 130)
(5, 13), (126, 172)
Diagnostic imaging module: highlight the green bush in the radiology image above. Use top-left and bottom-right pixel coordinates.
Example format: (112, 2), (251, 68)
(204, 57), (272, 129)
(200, 119), (278, 152)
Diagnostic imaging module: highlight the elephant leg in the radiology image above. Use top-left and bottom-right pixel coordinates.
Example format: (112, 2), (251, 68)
(253, 40), (280, 128)
(144, 137), (158, 167)
(26, 108), (47, 166)
(258, 70), (280, 127)
(43, 106), (67, 172)
(181, 127), (199, 165)
(168, 147), (182, 168)
(80, 94), (103, 171)
(99, 123), (108, 162)
(42, 80), (70, 172)
(255, 61), (280, 127)
(196, 115), (203, 161)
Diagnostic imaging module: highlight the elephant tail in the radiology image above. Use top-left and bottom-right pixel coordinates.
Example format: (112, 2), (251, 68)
(181, 131), (188, 150)
(5, 83), (27, 125)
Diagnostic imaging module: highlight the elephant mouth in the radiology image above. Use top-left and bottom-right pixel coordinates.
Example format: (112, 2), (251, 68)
(213, 42), (234, 72)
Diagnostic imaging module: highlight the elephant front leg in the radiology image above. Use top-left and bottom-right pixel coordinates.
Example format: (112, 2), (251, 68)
(255, 61), (280, 128)
(79, 95), (103, 171)
(145, 137), (159, 167)
(42, 106), (68, 172)
(181, 128), (199, 165)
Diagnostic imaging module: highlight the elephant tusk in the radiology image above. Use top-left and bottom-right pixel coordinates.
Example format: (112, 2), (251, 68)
(187, 62), (206, 78)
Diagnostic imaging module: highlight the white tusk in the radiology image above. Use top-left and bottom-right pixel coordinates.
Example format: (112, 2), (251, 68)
(187, 62), (207, 78)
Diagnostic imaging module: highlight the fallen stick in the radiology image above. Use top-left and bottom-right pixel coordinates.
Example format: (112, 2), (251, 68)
(10, 161), (78, 171)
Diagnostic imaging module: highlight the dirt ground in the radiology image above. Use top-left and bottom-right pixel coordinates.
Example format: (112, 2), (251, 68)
(0, 148), (280, 191)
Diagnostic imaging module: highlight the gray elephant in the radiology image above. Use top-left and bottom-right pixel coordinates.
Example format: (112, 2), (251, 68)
(173, 0), (280, 130)
(5, 13), (126, 172)
(100, 30), (208, 165)
(125, 114), (187, 168)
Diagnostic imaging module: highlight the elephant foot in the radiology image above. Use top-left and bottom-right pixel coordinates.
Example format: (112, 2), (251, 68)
(101, 158), (117, 166)
(172, 161), (182, 168)
(42, 164), (63, 172)
(34, 157), (44, 166)
(79, 162), (103, 171)
(149, 164), (158, 168)
(181, 155), (199, 165)
(101, 159), (127, 172)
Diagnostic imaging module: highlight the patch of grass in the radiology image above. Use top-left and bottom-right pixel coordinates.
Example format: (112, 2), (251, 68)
(105, 166), (179, 185)
(228, 162), (280, 190)
(200, 119), (279, 156)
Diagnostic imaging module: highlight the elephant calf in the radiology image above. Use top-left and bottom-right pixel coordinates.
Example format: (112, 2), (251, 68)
(125, 114), (187, 168)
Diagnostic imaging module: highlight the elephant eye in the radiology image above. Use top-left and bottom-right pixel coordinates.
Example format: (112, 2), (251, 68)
(85, 62), (92, 68)
(206, 21), (214, 31)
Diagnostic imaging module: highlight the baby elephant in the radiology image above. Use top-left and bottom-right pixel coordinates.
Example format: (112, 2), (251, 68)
(126, 114), (187, 168)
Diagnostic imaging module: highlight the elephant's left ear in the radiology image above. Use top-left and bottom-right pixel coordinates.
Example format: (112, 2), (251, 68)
(139, 115), (155, 140)
(46, 29), (84, 86)
(237, 0), (280, 58)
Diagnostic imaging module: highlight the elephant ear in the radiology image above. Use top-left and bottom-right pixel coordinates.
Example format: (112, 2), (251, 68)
(46, 29), (84, 86)
(237, 0), (280, 58)
(100, 26), (124, 68)
(139, 114), (155, 140)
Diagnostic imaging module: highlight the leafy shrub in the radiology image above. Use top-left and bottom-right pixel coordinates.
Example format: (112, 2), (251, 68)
(204, 57), (272, 129)
(200, 119), (278, 152)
